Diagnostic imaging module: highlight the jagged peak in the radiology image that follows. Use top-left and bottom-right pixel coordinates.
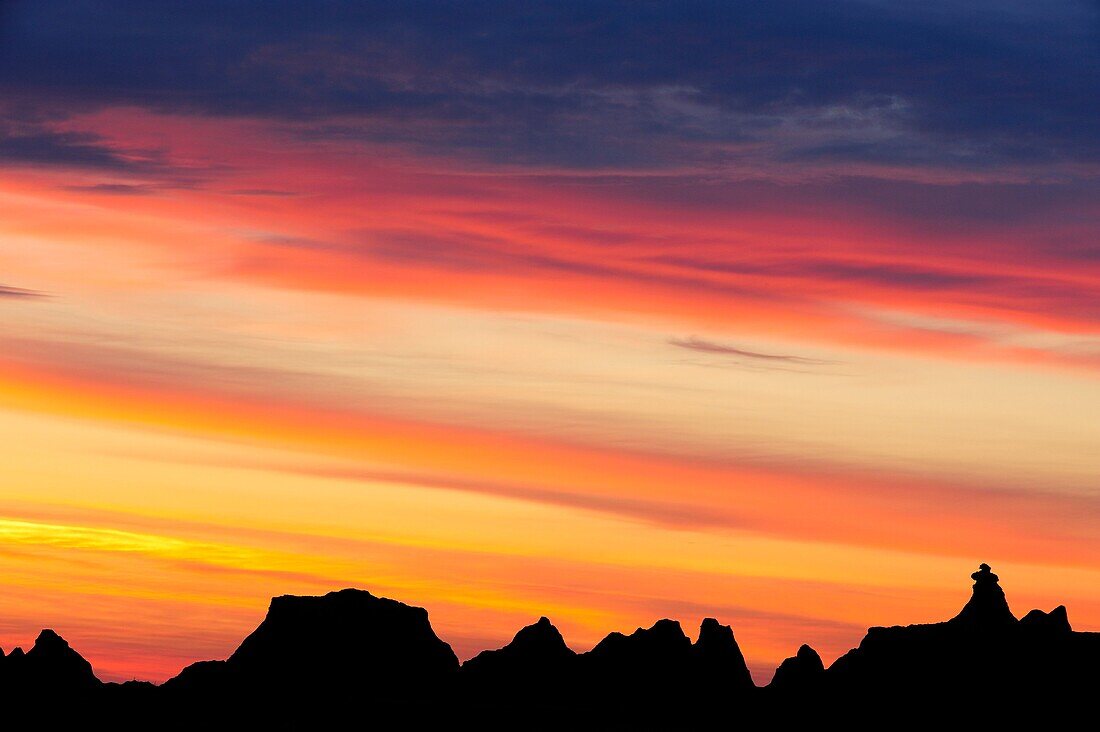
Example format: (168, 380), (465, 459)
(524, 616), (556, 633)
(769, 644), (825, 689)
(795, 644), (824, 667)
(950, 563), (1016, 627)
(599, 618), (687, 643)
(698, 617), (725, 635)
(647, 618), (687, 637)
(461, 616), (574, 674)
(1020, 605), (1071, 633)
(1, 628), (102, 689)
(31, 628), (70, 651)
(695, 617), (739, 650)
(588, 618), (691, 660)
(511, 616), (570, 645)
(693, 617), (755, 689)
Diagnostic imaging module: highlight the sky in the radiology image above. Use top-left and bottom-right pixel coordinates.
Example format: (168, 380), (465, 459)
(1, 1), (1099, 683)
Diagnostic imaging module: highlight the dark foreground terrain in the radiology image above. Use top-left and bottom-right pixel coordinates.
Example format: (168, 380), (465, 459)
(1, 564), (1095, 727)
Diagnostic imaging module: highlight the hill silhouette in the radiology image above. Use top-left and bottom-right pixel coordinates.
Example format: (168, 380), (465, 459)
(166, 588), (458, 696)
(826, 563), (1100, 705)
(0, 629), (100, 695)
(2, 564), (1098, 726)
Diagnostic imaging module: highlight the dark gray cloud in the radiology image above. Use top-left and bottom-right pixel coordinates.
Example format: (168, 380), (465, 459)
(0, 1), (1096, 170)
(5, 0), (1100, 314)
(0, 128), (147, 171)
(0, 114), (216, 189)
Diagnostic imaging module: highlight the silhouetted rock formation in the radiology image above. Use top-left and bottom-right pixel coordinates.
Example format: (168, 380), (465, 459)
(457, 616), (577, 718)
(25, 629), (101, 691)
(692, 617), (754, 691)
(950, 562), (1016, 627)
(462, 616), (575, 676)
(585, 617), (692, 675)
(1020, 605), (1071, 633)
(0, 629), (100, 696)
(827, 564), (1100, 710)
(5, 563), (1100, 727)
(769, 644), (824, 690)
(166, 588), (457, 704)
(458, 613), (756, 721)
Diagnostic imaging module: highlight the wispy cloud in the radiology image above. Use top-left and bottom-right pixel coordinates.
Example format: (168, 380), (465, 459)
(227, 189), (299, 197)
(0, 284), (44, 299)
(0, 127), (153, 172)
(63, 183), (155, 196)
(669, 336), (831, 365)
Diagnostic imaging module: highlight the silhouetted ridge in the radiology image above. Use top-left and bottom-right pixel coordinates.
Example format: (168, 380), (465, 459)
(585, 618), (692, 679)
(0, 629), (100, 696)
(462, 616), (575, 676)
(693, 617), (754, 691)
(8, 563), (1100, 726)
(26, 629), (100, 690)
(826, 563), (1100, 705)
(1020, 605), (1071, 634)
(769, 644), (824, 690)
(167, 588), (457, 699)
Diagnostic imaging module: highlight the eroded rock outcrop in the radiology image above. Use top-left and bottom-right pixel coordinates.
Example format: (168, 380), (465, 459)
(769, 644), (824, 690)
(693, 617), (754, 691)
(462, 616), (575, 676)
(826, 564), (1100, 702)
(0, 629), (100, 696)
(166, 588), (458, 697)
(951, 563), (1016, 627)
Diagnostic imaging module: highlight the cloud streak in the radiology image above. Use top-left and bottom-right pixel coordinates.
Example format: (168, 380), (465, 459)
(669, 336), (831, 365)
(0, 284), (43, 299)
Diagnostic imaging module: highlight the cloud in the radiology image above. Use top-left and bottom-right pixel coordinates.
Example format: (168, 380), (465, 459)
(669, 336), (830, 365)
(0, 284), (43, 298)
(190, 459), (750, 532)
(655, 255), (995, 291)
(0, 1), (1096, 172)
(63, 183), (155, 195)
(0, 128), (149, 171)
(226, 188), (299, 197)
(248, 234), (347, 252)
(0, 110), (219, 183)
(352, 229), (781, 301)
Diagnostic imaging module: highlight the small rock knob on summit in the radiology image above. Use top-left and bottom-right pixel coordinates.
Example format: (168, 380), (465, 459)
(950, 563), (1017, 628)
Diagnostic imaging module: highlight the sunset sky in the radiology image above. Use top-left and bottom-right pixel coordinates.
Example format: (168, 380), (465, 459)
(1, 1), (1099, 683)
